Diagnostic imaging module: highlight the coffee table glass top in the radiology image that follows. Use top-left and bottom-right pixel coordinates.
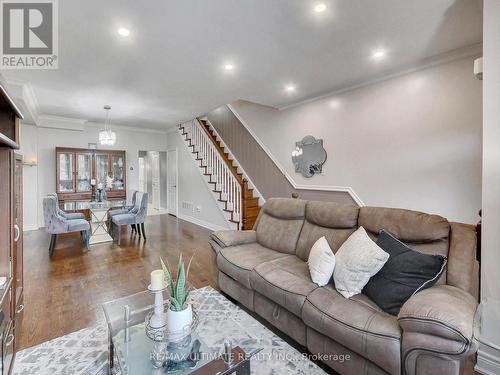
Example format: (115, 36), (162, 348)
(102, 290), (218, 374)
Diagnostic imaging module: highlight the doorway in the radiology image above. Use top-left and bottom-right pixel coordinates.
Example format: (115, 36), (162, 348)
(138, 150), (168, 215)
(167, 148), (178, 217)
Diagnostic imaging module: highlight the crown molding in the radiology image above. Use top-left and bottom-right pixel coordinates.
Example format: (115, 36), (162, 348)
(37, 114), (87, 131)
(85, 121), (168, 135)
(278, 43), (483, 111)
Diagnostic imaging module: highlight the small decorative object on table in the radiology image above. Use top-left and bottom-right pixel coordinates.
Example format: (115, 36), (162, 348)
(90, 178), (96, 201)
(145, 255), (200, 371)
(162, 255), (195, 342)
(145, 254), (197, 344)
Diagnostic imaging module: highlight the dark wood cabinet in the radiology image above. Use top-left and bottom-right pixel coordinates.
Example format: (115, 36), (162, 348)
(56, 147), (126, 203)
(0, 83), (24, 375)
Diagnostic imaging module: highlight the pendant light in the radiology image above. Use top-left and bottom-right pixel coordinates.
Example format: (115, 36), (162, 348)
(99, 105), (116, 146)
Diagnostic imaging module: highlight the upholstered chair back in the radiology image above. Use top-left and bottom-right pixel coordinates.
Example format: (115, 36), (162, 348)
(295, 201), (359, 261)
(47, 193), (63, 215)
(130, 190), (138, 206)
(129, 191), (142, 214)
(135, 192), (148, 223)
(253, 198), (306, 254)
(43, 196), (68, 234)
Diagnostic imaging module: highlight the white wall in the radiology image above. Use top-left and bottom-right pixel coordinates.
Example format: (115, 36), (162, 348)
(167, 130), (230, 231)
(232, 56), (482, 223)
(476, 1), (500, 373)
(19, 124), (39, 230)
(19, 122), (168, 228)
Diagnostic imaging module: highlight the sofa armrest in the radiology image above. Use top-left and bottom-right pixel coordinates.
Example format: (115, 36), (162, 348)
(398, 285), (477, 343)
(398, 285), (478, 375)
(210, 230), (257, 248)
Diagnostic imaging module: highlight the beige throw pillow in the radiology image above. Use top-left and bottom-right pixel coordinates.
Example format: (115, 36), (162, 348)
(333, 226), (389, 298)
(308, 236), (336, 286)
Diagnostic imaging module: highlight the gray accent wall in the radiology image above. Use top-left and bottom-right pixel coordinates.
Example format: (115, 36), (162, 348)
(207, 106), (355, 205)
(229, 56), (482, 224)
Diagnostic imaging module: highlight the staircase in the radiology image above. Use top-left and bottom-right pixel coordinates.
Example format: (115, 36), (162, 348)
(178, 118), (261, 230)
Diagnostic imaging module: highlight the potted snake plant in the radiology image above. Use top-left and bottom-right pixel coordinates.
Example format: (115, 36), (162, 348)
(160, 255), (194, 341)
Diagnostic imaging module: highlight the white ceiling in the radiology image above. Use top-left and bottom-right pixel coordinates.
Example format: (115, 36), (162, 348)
(1, 0), (482, 130)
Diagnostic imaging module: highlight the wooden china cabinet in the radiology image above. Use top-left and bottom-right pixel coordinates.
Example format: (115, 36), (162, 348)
(55, 147), (126, 204)
(0, 83), (24, 375)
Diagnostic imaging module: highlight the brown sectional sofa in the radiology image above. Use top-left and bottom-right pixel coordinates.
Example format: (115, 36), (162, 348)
(209, 198), (479, 375)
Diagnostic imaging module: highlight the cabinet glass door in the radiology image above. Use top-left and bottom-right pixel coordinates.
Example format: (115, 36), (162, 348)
(111, 155), (125, 190)
(95, 154), (109, 189)
(58, 152), (74, 192)
(76, 153), (93, 192)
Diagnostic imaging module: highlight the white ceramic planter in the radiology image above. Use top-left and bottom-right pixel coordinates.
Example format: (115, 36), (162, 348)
(166, 304), (193, 341)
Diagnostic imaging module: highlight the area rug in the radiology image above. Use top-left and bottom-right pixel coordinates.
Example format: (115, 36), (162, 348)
(13, 286), (327, 375)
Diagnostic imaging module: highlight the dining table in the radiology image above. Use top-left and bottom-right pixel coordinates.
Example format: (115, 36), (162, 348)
(62, 200), (126, 245)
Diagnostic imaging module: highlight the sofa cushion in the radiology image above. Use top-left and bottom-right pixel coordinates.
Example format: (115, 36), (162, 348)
(308, 236), (336, 286)
(251, 256), (318, 317)
(333, 227), (389, 298)
(217, 243), (289, 289)
(363, 230), (448, 315)
(254, 198), (306, 254)
(359, 206), (451, 284)
(295, 201), (358, 261)
(302, 285), (401, 375)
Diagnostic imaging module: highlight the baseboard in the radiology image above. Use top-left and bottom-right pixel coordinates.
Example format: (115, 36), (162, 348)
(23, 224), (39, 231)
(476, 344), (500, 375)
(177, 214), (229, 232)
(475, 298), (500, 375)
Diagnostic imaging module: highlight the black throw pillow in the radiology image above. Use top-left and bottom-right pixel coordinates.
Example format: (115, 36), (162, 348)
(362, 230), (447, 315)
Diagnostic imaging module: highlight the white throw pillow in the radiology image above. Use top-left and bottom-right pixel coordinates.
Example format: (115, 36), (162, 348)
(333, 227), (389, 298)
(308, 236), (336, 286)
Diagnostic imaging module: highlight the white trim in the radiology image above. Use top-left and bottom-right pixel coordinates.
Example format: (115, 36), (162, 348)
(204, 118), (266, 206)
(37, 114), (87, 131)
(177, 213), (228, 232)
(166, 148), (179, 218)
(227, 104), (365, 207)
(23, 224), (39, 231)
(278, 43), (483, 110)
(476, 343), (500, 375)
(85, 121), (168, 135)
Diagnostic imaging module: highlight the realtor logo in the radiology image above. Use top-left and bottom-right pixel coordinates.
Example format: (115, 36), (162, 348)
(0, 0), (58, 69)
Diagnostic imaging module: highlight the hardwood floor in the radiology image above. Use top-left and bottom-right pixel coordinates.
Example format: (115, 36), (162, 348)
(19, 214), (216, 350)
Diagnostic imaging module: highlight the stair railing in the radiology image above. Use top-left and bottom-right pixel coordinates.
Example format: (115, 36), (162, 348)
(180, 119), (244, 229)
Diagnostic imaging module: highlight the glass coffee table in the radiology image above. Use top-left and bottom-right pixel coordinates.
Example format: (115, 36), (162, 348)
(103, 290), (253, 374)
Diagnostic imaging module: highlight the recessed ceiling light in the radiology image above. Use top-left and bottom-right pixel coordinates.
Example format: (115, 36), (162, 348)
(371, 49), (387, 60)
(314, 3), (327, 13)
(117, 27), (130, 37)
(223, 63), (234, 71)
(285, 84), (296, 93)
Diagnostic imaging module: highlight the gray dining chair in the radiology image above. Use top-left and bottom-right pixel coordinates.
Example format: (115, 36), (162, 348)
(107, 190), (138, 236)
(48, 193), (86, 220)
(43, 196), (90, 256)
(111, 192), (148, 245)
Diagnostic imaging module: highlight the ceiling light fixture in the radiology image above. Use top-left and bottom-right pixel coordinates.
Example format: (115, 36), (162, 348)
(371, 49), (387, 60)
(223, 63), (234, 71)
(314, 3), (327, 13)
(285, 84), (296, 93)
(117, 27), (130, 37)
(99, 105), (116, 146)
